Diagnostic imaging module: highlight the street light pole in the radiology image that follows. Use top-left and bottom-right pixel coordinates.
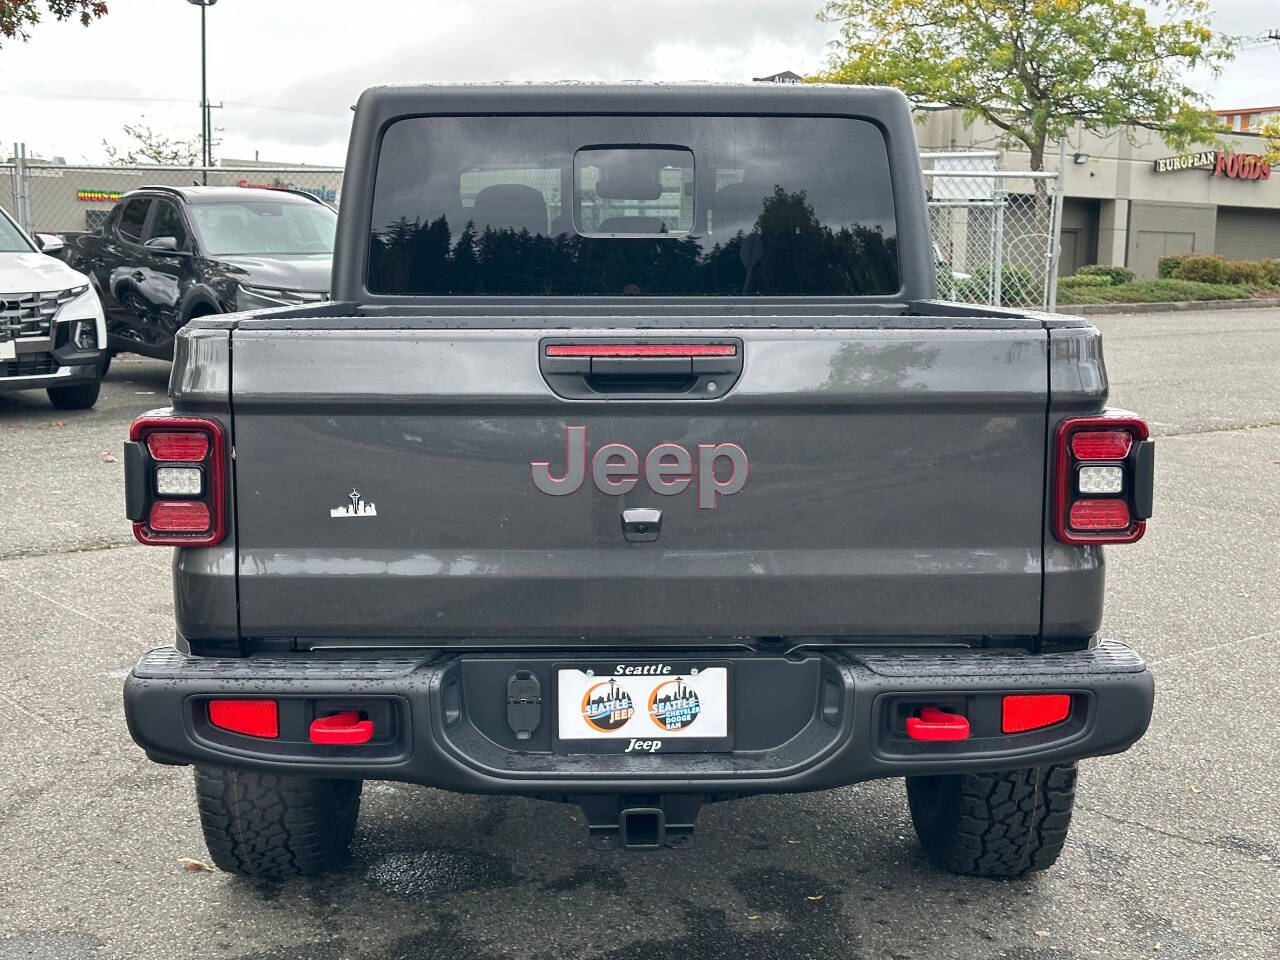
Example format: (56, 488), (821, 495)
(200, 1), (208, 169)
(186, 0), (218, 183)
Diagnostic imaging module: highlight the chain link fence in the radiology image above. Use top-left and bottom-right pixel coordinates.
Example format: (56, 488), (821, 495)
(3, 150), (343, 238)
(921, 151), (1065, 312)
(4, 146), (1063, 311)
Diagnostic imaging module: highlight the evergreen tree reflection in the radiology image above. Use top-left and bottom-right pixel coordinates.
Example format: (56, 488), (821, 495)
(368, 186), (899, 296)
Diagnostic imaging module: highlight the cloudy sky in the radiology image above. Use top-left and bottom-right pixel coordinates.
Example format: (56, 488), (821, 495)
(1, 0), (1276, 166)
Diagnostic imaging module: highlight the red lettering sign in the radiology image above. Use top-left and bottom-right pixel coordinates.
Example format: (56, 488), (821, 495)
(1213, 151), (1272, 181)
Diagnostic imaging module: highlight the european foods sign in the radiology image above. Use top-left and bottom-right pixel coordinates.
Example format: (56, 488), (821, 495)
(1153, 150), (1271, 181)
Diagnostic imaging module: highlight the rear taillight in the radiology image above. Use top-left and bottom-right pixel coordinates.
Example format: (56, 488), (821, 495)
(127, 416), (227, 547)
(1053, 413), (1153, 545)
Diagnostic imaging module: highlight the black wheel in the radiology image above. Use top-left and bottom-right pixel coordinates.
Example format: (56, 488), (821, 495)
(47, 378), (101, 410)
(194, 766), (362, 879)
(100, 351), (114, 377)
(905, 764), (1077, 877)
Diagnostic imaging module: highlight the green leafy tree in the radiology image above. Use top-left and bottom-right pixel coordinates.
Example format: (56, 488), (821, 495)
(103, 119), (218, 166)
(811, 0), (1235, 171)
(0, 0), (106, 48)
(1261, 116), (1280, 167)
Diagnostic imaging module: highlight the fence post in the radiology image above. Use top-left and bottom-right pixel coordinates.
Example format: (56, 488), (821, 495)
(991, 182), (1005, 308)
(13, 142), (31, 233)
(1046, 138), (1068, 312)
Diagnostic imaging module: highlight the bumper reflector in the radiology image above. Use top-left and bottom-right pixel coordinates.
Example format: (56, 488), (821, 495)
(309, 711), (374, 745)
(208, 699), (278, 738)
(1002, 694), (1071, 734)
(905, 707), (970, 741)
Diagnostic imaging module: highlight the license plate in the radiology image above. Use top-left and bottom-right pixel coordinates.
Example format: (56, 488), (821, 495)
(0, 340), (14, 362)
(553, 661), (732, 753)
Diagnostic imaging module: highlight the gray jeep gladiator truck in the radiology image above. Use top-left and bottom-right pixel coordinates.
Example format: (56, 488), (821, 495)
(123, 83), (1155, 880)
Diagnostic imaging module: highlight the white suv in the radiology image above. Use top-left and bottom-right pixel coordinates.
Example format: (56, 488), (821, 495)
(1, 206), (106, 409)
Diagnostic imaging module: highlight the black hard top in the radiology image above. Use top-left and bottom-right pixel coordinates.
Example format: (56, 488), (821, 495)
(334, 82), (935, 304)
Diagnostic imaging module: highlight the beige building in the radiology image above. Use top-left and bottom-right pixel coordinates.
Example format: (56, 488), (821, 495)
(916, 108), (1280, 277)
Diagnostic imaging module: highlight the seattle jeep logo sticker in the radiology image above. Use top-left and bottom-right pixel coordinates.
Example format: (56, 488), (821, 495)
(531, 425), (747, 508)
(581, 679), (635, 733)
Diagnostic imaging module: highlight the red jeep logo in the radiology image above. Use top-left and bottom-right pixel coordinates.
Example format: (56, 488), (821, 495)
(531, 425), (748, 509)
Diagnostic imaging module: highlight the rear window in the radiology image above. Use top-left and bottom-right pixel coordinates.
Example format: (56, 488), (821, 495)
(367, 115), (899, 296)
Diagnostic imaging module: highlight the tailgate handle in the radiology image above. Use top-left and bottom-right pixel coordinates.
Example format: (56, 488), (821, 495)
(540, 340), (742, 400)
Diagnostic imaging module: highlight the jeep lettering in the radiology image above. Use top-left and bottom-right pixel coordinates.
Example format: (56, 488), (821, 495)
(532, 425), (747, 508)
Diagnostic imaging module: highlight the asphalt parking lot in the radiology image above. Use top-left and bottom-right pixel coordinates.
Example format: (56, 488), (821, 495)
(1, 308), (1277, 960)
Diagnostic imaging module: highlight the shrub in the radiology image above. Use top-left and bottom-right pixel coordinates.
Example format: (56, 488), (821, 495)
(1056, 278), (1253, 305)
(938, 262), (1038, 306)
(1058, 273), (1112, 289)
(1075, 264), (1135, 285)
(1157, 253), (1191, 278)
(1173, 255), (1229, 284)
(1223, 260), (1267, 286)
(1262, 259), (1280, 287)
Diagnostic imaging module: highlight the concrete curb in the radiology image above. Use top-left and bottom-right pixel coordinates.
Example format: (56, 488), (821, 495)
(1069, 298), (1280, 316)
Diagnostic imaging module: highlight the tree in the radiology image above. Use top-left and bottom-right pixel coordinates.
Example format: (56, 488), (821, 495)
(103, 119), (216, 166)
(1261, 116), (1280, 167)
(0, 0), (106, 48)
(811, 0), (1235, 171)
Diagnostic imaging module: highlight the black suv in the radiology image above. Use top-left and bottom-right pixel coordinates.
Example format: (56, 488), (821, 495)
(65, 185), (335, 361)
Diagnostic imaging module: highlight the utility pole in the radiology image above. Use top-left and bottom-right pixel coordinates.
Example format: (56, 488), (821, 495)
(186, 0), (218, 182)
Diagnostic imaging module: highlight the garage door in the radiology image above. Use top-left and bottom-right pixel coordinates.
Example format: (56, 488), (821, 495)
(1215, 208), (1280, 261)
(1133, 231), (1194, 279)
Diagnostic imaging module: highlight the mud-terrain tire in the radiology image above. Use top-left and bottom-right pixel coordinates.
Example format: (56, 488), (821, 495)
(194, 766), (362, 878)
(905, 764), (1077, 877)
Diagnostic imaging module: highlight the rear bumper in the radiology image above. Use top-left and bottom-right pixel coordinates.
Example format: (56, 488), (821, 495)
(123, 642), (1154, 794)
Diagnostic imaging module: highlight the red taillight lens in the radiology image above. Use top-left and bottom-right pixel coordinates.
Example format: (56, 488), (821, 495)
(1002, 694), (1071, 734)
(148, 500), (211, 532)
(128, 416), (227, 547)
(1071, 430), (1132, 460)
(208, 699), (278, 738)
(146, 431), (209, 461)
(1067, 499), (1130, 531)
(1054, 414), (1149, 545)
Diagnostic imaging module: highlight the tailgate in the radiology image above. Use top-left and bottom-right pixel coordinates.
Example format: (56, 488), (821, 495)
(230, 322), (1048, 641)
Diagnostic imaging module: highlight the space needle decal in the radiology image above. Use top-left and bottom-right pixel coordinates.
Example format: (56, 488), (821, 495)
(330, 488), (378, 518)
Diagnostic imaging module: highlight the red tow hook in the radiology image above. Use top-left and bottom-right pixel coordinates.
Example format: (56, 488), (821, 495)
(906, 707), (970, 742)
(309, 711), (373, 745)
